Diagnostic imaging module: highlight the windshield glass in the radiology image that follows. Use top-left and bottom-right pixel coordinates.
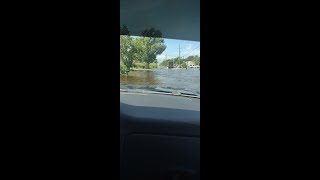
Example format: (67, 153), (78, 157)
(120, 34), (200, 96)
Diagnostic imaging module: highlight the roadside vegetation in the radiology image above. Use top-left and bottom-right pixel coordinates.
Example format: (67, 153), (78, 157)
(120, 26), (166, 76)
(160, 55), (200, 68)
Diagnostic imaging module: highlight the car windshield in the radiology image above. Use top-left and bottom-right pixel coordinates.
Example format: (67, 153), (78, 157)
(120, 33), (200, 97)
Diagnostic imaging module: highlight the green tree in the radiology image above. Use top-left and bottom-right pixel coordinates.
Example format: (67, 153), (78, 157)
(120, 61), (126, 74)
(120, 35), (137, 75)
(131, 37), (146, 63)
(120, 28), (166, 71)
(138, 28), (166, 69)
(135, 37), (166, 69)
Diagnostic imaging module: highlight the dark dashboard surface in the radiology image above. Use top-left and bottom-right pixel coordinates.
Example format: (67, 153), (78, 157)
(120, 92), (200, 137)
(120, 92), (200, 179)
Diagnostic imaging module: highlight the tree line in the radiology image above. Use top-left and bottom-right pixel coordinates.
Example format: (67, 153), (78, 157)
(160, 55), (200, 68)
(120, 26), (166, 75)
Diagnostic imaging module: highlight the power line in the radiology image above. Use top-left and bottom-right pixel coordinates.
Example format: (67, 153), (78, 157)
(179, 44), (181, 59)
(182, 45), (200, 58)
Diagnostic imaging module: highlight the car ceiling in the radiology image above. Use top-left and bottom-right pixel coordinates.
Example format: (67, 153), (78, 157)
(120, 0), (200, 41)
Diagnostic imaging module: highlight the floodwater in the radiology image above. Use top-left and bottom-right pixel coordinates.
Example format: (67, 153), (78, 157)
(120, 68), (200, 94)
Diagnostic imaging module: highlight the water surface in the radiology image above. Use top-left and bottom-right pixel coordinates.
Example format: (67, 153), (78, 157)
(120, 68), (200, 94)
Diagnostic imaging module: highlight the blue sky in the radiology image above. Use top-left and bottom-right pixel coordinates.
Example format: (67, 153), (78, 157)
(131, 36), (200, 63)
(157, 38), (200, 63)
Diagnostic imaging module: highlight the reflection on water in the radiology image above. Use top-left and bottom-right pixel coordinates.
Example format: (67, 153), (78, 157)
(120, 70), (158, 86)
(120, 69), (200, 94)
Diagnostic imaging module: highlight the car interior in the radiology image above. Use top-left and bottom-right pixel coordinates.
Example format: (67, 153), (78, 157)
(120, 0), (200, 179)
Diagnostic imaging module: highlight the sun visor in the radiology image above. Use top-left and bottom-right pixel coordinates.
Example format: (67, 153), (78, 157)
(120, 0), (200, 41)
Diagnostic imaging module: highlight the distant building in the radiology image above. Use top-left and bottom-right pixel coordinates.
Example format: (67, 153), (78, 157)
(187, 61), (196, 67)
(187, 61), (200, 68)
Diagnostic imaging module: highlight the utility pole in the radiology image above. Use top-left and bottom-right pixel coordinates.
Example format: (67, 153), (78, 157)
(177, 44), (181, 68)
(178, 44), (181, 60)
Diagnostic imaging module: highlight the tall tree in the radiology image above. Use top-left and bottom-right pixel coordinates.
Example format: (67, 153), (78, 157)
(139, 28), (166, 68)
(120, 35), (136, 75)
(135, 37), (166, 69)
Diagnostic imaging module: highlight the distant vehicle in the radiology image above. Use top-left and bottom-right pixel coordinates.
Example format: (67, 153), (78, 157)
(168, 59), (174, 68)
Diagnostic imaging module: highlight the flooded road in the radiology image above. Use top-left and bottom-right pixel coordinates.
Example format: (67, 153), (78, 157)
(120, 68), (200, 94)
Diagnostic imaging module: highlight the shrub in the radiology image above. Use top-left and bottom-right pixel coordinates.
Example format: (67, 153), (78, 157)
(120, 61), (127, 74)
(133, 62), (145, 69)
(181, 62), (187, 68)
(149, 63), (158, 69)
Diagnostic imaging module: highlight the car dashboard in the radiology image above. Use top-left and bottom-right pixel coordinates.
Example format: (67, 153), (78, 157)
(120, 91), (200, 180)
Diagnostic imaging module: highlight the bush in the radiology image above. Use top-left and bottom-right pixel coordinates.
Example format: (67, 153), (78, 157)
(133, 62), (146, 69)
(120, 61), (127, 74)
(150, 63), (158, 69)
(181, 62), (187, 68)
